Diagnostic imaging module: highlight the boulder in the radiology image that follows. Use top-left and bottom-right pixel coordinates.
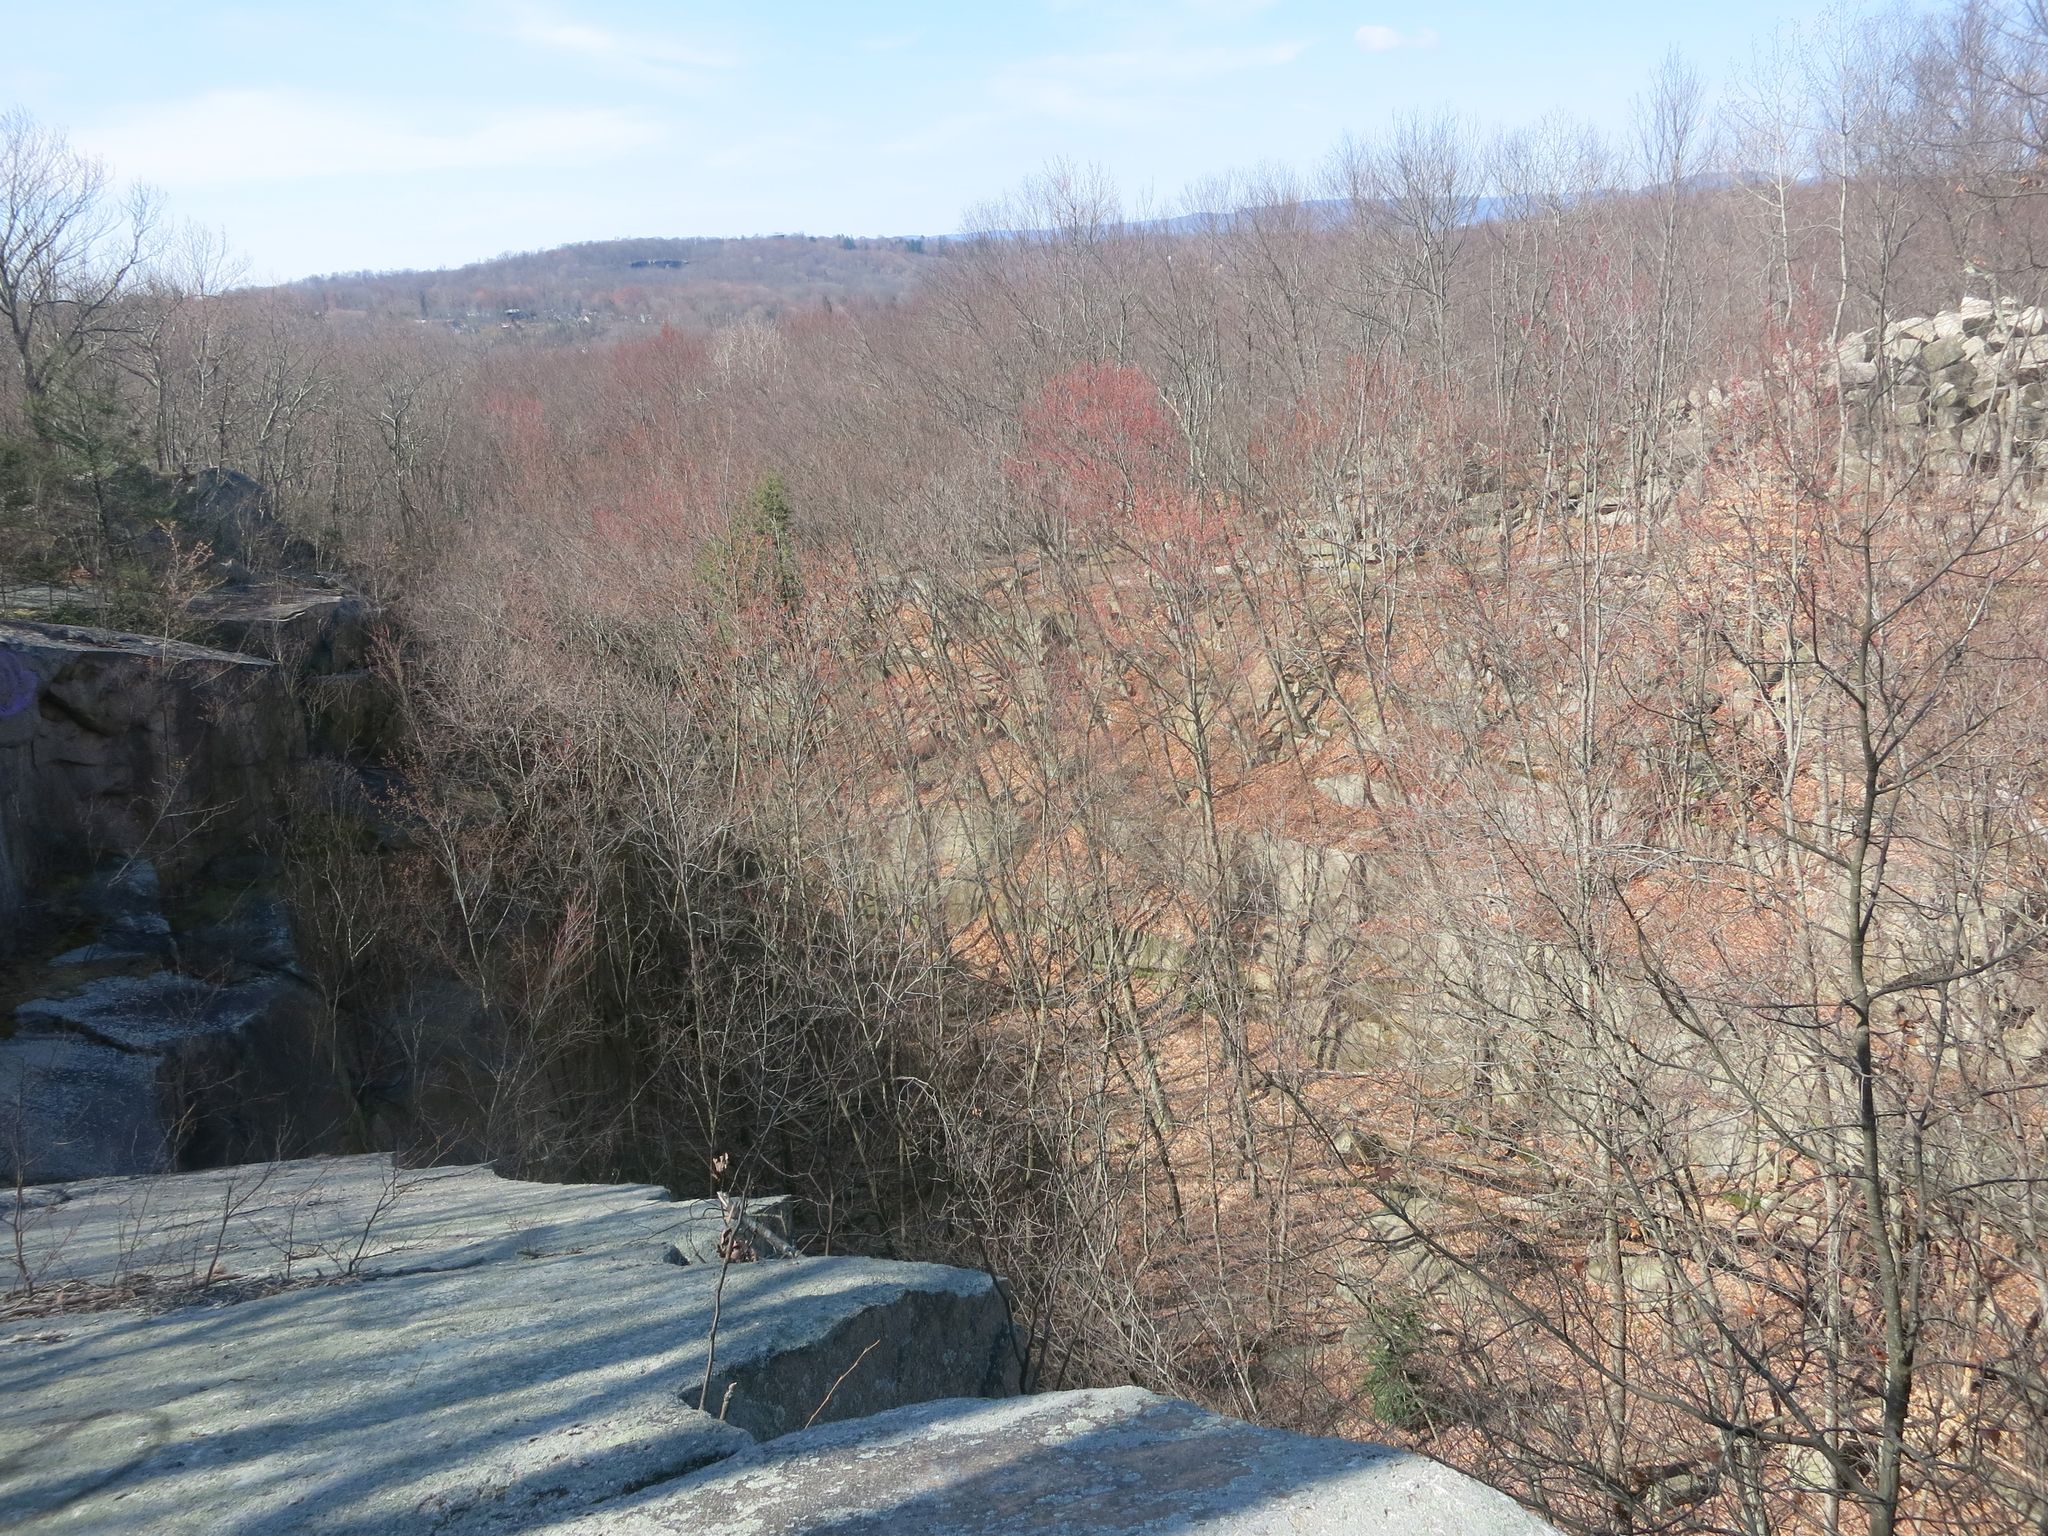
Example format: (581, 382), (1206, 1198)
(875, 799), (1027, 928)
(1921, 335), (1970, 374)
(184, 586), (377, 675)
(165, 467), (308, 575)
(178, 885), (302, 975)
(1314, 772), (1373, 810)
(665, 1194), (798, 1263)
(527, 1387), (1557, 1536)
(1, 966), (328, 1182)
(0, 1158), (1023, 1535)
(1335, 1200), (1466, 1300)
(1243, 830), (1361, 926)
(49, 859), (175, 965)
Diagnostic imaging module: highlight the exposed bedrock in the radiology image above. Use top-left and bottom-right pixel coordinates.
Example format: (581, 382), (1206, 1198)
(0, 620), (306, 931)
(1, 557), (390, 1183)
(0, 1157), (1553, 1535)
(0, 1158), (1021, 1535)
(534, 1387), (1559, 1536)
(1, 857), (340, 1185)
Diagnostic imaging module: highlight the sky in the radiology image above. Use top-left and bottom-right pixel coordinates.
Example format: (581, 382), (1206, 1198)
(3, 1), (1844, 282)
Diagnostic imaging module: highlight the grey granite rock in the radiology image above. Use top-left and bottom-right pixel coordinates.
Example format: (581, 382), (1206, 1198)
(1839, 298), (2048, 470)
(184, 586), (375, 675)
(528, 1387), (1558, 1536)
(0, 1158), (1022, 1535)
(1313, 772), (1372, 809)
(0, 620), (306, 929)
(664, 1193), (797, 1265)
(9, 1156), (718, 1291)
(164, 467), (303, 576)
(15, 971), (292, 1054)
(47, 935), (169, 966)
(180, 887), (301, 975)
(0, 1161), (1549, 1535)
(0, 1034), (167, 1181)
(2, 967), (326, 1182)
(78, 860), (171, 933)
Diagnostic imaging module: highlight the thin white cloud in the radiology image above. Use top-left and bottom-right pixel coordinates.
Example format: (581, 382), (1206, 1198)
(1051, 41), (1308, 84)
(881, 40), (1305, 154)
(506, 5), (734, 86)
(79, 89), (660, 186)
(1355, 23), (1439, 52)
(993, 40), (1306, 123)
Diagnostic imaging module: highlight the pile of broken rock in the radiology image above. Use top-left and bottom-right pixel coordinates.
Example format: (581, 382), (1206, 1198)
(1836, 295), (2048, 468)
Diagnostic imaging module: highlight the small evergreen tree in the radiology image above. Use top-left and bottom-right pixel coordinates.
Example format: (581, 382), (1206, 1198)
(699, 472), (802, 616)
(744, 472), (802, 612)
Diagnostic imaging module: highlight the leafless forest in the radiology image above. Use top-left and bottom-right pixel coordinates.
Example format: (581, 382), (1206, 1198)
(8, 4), (2048, 1532)
(286, 232), (936, 335)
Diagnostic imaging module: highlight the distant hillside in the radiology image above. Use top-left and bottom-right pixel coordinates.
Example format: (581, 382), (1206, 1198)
(273, 200), (1553, 338)
(264, 177), (1699, 342)
(279, 233), (944, 335)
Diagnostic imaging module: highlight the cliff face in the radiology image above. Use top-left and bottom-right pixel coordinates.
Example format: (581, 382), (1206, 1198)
(1, 528), (385, 1185)
(0, 620), (306, 933)
(0, 466), (386, 940)
(0, 1156), (1555, 1535)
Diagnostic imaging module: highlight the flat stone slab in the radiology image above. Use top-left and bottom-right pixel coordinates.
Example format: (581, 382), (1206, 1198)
(0, 1162), (1546, 1534)
(530, 1387), (1558, 1536)
(5, 1156), (690, 1290)
(184, 586), (375, 673)
(0, 1158), (1020, 1534)
(185, 590), (358, 628)
(0, 618), (283, 675)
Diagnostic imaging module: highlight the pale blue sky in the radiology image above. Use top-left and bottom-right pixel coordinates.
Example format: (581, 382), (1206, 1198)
(4, 2), (1841, 281)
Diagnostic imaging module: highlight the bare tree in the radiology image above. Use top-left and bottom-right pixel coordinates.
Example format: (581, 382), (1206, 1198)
(0, 108), (156, 427)
(1331, 112), (1479, 379)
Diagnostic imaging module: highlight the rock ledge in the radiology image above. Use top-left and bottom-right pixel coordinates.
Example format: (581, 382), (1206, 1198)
(0, 1158), (1552, 1535)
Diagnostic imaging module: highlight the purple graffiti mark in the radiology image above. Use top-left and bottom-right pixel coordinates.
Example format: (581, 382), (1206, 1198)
(0, 650), (37, 720)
